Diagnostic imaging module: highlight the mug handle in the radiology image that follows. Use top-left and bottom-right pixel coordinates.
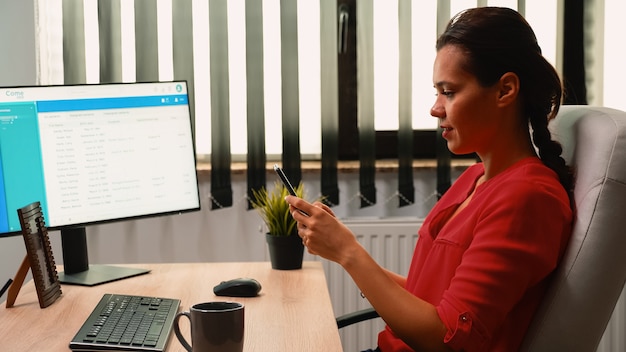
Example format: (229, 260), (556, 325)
(173, 311), (193, 352)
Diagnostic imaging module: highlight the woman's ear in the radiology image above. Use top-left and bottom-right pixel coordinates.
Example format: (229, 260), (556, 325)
(497, 72), (520, 107)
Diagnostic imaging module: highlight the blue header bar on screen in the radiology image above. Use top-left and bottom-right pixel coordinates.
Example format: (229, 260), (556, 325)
(36, 94), (188, 113)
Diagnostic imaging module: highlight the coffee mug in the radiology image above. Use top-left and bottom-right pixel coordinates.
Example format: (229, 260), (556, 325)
(174, 301), (244, 352)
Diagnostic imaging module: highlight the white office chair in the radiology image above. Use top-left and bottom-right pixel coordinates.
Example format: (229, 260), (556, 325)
(337, 106), (626, 352)
(520, 105), (626, 351)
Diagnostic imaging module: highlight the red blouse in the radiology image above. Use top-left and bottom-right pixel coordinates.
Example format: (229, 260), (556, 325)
(378, 157), (572, 351)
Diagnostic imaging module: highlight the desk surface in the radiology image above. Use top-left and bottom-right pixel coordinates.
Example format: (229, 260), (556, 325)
(0, 261), (342, 352)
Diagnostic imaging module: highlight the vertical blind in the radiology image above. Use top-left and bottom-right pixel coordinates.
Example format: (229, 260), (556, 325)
(37, 0), (568, 211)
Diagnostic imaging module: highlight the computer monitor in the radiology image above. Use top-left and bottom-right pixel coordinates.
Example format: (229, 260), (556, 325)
(0, 81), (200, 285)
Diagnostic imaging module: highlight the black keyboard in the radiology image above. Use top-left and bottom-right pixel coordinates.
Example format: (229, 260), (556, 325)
(69, 293), (180, 352)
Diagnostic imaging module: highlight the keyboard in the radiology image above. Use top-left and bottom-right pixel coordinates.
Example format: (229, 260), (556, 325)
(69, 293), (180, 352)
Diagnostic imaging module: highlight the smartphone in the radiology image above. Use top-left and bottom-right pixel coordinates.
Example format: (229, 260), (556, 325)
(273, 164), (309, 216)
(273, 164), (297, 196)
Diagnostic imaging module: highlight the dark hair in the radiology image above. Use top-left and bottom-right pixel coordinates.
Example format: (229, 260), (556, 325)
(436, 7), (573, 194)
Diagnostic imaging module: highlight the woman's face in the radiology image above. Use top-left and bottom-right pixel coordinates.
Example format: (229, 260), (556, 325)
(431, 45), (503, 156)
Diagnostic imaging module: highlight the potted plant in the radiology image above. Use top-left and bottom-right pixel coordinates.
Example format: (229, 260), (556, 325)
(250, 181), (307, 270)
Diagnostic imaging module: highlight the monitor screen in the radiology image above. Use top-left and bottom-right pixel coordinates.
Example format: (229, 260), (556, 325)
(0, 81), (200, 284)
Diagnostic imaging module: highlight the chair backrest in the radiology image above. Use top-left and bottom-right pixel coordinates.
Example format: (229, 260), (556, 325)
(521, 106), (626, 351)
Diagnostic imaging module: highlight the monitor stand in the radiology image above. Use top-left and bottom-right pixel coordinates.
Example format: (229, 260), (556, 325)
(58, 227), (150, 286)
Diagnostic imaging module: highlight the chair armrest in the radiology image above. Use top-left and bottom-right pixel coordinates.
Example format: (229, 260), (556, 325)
(336, 307), (380, 328)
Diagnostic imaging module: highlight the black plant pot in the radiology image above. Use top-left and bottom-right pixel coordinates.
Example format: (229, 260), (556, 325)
(265, 233), (304, 270)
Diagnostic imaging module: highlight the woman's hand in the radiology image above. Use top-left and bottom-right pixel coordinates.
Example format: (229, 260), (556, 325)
(285, 196), (448, 351)
(285, 195), (360, 266)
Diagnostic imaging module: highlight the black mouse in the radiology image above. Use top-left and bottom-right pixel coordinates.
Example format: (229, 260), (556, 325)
(213, 278), (262, 297)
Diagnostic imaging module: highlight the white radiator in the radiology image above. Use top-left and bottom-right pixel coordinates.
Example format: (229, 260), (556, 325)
(309, 218), (626, 352)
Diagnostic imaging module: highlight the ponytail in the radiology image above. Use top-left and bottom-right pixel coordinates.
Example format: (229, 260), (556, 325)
(524, 55), (574, 196)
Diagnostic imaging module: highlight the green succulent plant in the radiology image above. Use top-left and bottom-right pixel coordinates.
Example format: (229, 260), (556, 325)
(250, 181), (306, 237)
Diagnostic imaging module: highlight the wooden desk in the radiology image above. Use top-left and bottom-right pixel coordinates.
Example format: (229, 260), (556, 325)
(0, 261), (343, 351)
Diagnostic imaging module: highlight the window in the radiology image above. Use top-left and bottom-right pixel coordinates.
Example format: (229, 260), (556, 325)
(596, 0), (626, 111)
(35, 0), (622, 161)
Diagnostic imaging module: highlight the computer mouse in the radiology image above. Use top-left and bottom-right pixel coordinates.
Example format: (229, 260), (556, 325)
(213, 278), (262, 297)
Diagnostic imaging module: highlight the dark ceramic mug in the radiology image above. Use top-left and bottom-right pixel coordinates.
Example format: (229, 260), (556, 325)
(174, 301), (244, 352)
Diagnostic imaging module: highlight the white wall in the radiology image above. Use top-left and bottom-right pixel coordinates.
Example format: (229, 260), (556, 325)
(0, 0), (36, 86)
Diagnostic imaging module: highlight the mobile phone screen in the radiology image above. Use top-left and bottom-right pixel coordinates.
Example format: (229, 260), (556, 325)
(273, 164), (297, 196)
(273, 164), (309, 216)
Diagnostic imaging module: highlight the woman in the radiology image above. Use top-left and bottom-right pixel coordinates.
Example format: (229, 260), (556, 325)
(286, 7), (573, 352)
